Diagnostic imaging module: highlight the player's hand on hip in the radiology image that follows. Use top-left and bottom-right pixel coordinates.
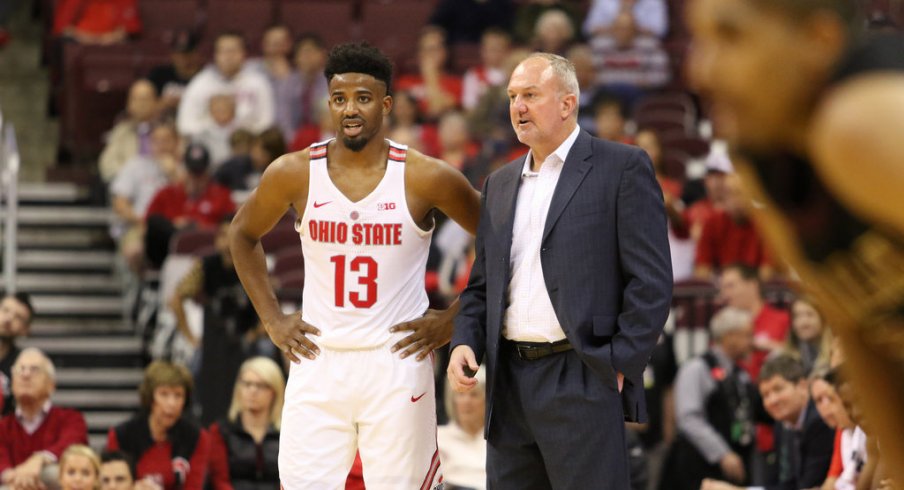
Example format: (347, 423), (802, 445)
(389, 308), (454, 361)
(447, 345), (479, 393)
(265, 312), (321, 363)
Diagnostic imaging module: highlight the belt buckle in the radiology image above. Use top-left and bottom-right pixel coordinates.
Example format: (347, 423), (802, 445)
(517, 344), (540, 361)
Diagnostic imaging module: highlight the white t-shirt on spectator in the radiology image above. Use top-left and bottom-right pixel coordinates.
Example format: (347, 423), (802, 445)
(177, 64), (275, 138)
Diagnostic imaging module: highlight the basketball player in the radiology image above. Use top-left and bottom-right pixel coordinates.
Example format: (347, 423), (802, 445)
(687, 0), (904, 482)
(229, 43), (479, 488)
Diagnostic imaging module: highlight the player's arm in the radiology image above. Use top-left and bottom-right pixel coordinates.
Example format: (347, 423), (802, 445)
(229, 152), (320, 363)
(810, 74), (904, 235)
(389, 151), (481, 360)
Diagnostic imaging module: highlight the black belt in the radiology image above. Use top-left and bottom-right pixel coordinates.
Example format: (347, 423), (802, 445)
(505, 338), (573, 361)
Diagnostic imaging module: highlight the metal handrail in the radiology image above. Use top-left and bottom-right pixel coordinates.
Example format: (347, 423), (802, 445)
(0, 111), (19, 294)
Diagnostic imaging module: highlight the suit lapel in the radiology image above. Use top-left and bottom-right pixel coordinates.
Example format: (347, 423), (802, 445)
(492, 158), (526, 263)
(542, 130), (594, 242)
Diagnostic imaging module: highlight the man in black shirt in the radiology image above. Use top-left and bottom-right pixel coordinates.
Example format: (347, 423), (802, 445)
(0, 293), (34, 415)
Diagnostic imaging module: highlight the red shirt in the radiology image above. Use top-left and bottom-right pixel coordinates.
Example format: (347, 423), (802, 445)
(695, 210), (771, 271)
(741, 304), (791, 381)
(686, 198), (718, 231)
(53, 0), (142, 36)
(827, 428), (844, 478)
(0, 406), (88, 472)
(395, 74), (463, 116)
(107, 428), (210, 490)
(145, 182), (235, 228)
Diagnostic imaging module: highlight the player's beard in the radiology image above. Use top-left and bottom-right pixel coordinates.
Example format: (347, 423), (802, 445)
(342, 134), (370, 152)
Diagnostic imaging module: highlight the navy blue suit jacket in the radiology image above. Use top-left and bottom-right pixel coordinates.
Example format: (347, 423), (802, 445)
(452, 130), (673, 430)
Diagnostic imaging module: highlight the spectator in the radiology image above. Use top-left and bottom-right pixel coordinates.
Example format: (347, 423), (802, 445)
(147, 29), (202, 117)
(226, 129), (254, 162)
(53, 0), (141, 45)
(177, 32), (275, 138)
(59, 445), (100, 490)
(207, 357), (284, 490)
(437, 111), (478, 172)
(0, 293), (33, 416)
(107, 361), (209, 490)
(812, 369), (863, 490)
(591, 90), (632, 143)
(144, 143), (235, 268)
(694, 174), (772, 279)
(566, 43), (599, 132)
(636, 330), (678, 487)
(109, 122), (182, 273)
(385, 91), (436, 156)
(531, 9), (576, 56)
(661, 307), (760, 490)
(685, 145), (731, 242)
(286, 33), (328, 140)
(99, 79), (159, 183)
(784, 297), (832, 375)
(701, 355), (835, 490)
(462, 28), (511, 111)
(214, 128), (285, 192)
(169, 215), (261, 424)
(0, 348), (88, 490)
(247, 25), (297, 142)
(718, 264), (790, 381)
(289, 99), (336, 153)
(428, 0), (513, 44)
(194, 94), (238, 169)
(395, 27), (463, 120)
(583, 0), (668, 39)
(100, 451), (144, 490)
(513, 0), (584, 44)
(590, 11), (670, 106)
(438, 370), (486, 490)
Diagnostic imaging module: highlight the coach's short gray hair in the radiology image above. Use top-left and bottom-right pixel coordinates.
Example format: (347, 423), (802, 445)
(710, 307), (753, 341)
(525, 52), (580, 102)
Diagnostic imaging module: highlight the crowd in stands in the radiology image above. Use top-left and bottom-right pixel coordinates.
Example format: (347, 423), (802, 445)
(1, 0), (900, 489)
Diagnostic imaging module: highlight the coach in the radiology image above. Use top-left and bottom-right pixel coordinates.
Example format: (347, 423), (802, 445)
(448, 53), (672, 489)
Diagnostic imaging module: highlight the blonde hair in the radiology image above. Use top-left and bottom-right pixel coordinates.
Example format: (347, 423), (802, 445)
(228, 357), (286, 430)
(60, 445), (101, 489)
(785, 296), (833, 372)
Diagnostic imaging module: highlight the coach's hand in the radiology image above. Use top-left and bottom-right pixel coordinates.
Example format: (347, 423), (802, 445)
(390, 308), (454, 361)
(265, 312), (321, 363)
(448, 345), (480, 393)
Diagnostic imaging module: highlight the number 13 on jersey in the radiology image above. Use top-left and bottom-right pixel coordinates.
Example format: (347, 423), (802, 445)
(330, 255), (378, 308)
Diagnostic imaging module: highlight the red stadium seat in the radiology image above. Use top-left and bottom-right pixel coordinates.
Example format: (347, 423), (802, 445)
(260, 227), (300, 255)
(277, 0), (356, 50)
(660, 134), (710, 158)
(137, 0), (202, 50)
(360, 0), (436, 62)
(272, 247), (305, 277)
(660, 149), (691, 182)
(202, 0), (277, 53)
(169, 228), (218, 255)
(634, 109), (693, 137)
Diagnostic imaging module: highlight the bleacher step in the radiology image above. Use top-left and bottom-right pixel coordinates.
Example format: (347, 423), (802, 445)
(30, 317), (132, 336)
(3, 183), (87, 204)
(56, 367), (144, 388)
(0, 206), (112, 227)
(2, 227), (112, 249)
(22, 336), (140, 355)
(83, 411), (133, 433)
(52, 389), (139, 410)
(15, 273), (120, 294)
(14, 249), (115, 271)
(29, 294), (123, 316)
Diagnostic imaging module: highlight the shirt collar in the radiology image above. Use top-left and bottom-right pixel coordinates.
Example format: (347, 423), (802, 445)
(16, 400), (52, 422)
(522, 125), (581, 177)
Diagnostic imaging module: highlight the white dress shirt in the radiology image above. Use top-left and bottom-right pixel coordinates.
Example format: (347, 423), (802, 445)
(504, 125), (580, 342)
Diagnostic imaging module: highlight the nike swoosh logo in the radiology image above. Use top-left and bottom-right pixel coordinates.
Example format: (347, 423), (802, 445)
(410, 392), (426, 403)
(313, 201), (332, 208)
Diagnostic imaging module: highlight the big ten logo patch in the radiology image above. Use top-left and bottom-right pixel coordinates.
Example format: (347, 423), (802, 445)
(376, 202), (396, 211)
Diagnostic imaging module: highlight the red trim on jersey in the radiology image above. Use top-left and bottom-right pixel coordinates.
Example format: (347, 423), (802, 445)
(388, 146), (407, 162)
(310, 145), (327, 159)
(419, 448), (440, 490)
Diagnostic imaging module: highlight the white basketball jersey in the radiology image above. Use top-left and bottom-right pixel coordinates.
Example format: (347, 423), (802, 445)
(297, 139), (433, 350)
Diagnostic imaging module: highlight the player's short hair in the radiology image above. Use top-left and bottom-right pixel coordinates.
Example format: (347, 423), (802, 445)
(324, 42), (393, 93)
(760, 354), (807, 385)
(138, 360), (193, 411)
(752, 0), (859, 32)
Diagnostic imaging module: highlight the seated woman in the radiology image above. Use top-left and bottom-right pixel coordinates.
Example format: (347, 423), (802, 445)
(437, 370), (486, 490)
(107, 361), (209, 490)
(59, 445), (100, 490)
(784, 296), (832, 375)
(207, 357), (283, 490)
